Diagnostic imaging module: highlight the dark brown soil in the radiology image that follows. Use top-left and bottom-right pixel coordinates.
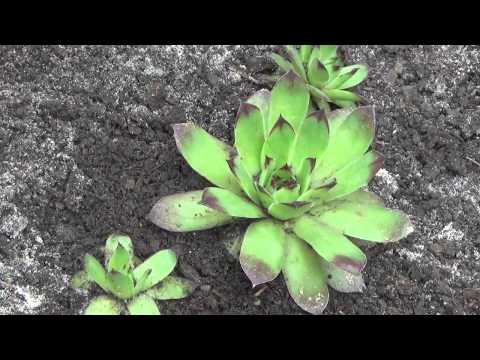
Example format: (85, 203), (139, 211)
(1, 45), (479, 314)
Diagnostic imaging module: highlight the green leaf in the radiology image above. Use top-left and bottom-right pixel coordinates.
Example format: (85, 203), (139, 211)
(286, 45), (307, 81)
(84, 254), (111, 293)
(320, 150), (384, 201)
(339, 65), (368, 90)
(246, 90), (270, 137)
(239, 220), (287, 287)
(147, 276), (196, 300)
(320, 259), (366, 293)
(233, 103), (264, 177)
(289, 111), (329, 173)
(297, 158), (316, 193)
(256, 184), (274, 209)
(300, 45), (313, 64)
(107, 246), (131, 275)
(292, 215), (367, 274)
(311, 194), (413, 243)
(311, 106), (376, 187)
(84, 296), (123, 315)
(307, 58), (329, 88)
(317, 45), (338, 63)
(282, 234), (329, 315)
(172, 122), (242, 193)
(262, 117), (295, 170)
(107, 272), (135, 300)
(132, 249), (177, 291)
(267, 70), (310, 133)
(127, 295), (161, 315)
(200, 187), (266, 219)
(270, 53), (293, 73)
(71, 270), (90, 290)
(268, 201), (313, 221)
(272, 184), (301, 204)
(322, 89), (361, 103)
(147, 190), (233, 232)
(227, 152), (260, 205)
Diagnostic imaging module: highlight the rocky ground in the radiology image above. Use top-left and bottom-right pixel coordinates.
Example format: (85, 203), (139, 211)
(0, 45), (479, 315)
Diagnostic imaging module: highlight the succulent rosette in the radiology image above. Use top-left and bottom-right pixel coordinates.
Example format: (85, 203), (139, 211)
(148, 70), (413, 314)
(271, 45), (368, 111)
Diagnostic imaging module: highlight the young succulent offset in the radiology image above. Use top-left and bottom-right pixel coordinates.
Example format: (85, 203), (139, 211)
(148, 70), (413, 314)
(71, 234), (195, 315)
(271, 45), (368, 111)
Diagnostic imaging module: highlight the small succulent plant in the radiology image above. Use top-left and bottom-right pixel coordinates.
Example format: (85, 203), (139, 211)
(148, 70), (413, 314)
(271, 45), (368, 111)
(71, 234), (195, 315)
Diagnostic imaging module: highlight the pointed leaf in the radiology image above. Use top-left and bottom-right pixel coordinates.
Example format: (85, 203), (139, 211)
(286, 45), (307, 81)
(311, 106), (376, 186)
(84, 296), (123, 315)
(270, 53), (293, 73)
(127, 295), (160, 315)
(132, 249), (177, 291)
(297, 157), (316, 193)
(256, 184), (274, 209)
(282, 234), (329, 315)
(201, 187), (265, 218)
(234, 103), (265, 176)
(308, 58), (329, 88)
(323, 88), (361, 102)
(227, 152), (260, 205)
(84, 254), (110, 293)
(262, 117), (295, 169)
(317, 45), (338, 63)
(300, 45), (313, 64)
(320, 259), (366, 293)
(147, 276), (196, 300)
(289, 111), (329, 173)
(107, 246), (131, 275)
(321, 150), (384, 201)
(107, 272), (135, 300)
(147, 190), (233, 232)
(268, 70), (310, 133)
(172, 122), (242, 193)
(105, 234), (133, 263)
(339, 65), (368, 90)
(312, 196), (413, 243)
(240, 220), (287, 287)
(268, 201), (313, 221)
(272, 184), (301, 204)
(292, 215), (367, 274)
(246, 89), (271, 137)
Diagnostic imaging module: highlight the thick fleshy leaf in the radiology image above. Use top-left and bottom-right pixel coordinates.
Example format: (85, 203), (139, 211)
(147, 190), (233, 232)
(107, 246), (131, 275)
(132, 249), (177, 291)
(289, 111), (329, 173)
(71, 270), (90, 290)
(268, 201), (313, 221)
(297, 158), (316, 193)
(147, 276), (196, 300)
(320, 259), (366, 293)
(323, 89), (361, 103)
(300, 45), (313, 64)
(317, 45), (338, 63)
(272, 185), (300, 204)
(320, 150), (384, 201)
(312, 196), (413, 243)
(246, 89), (271, 136)
(259, 156), (276, 188)
(240, 220), (286, 287)
(286, 45), (307, 81)
(256, 185), (274, 209)
(107, 272), (135, 300)
(127, 295), (160, 315)
(84, 296), (123, 315)
(105, 234), (133, 271)
(311, 106), (376, 187)
(307, 58), (329, 88)
(338, 65), (368, 90)
(282, 234), (329, 315)
(268, 70), (310, 133)
(201, 187), (265, 218)
(270, 53), (293, 73)
(84, 254), (110, 293)
(292, 215), (367, 274)
(227, 153), (260, 205)
(262, 117), (295, 169)
(234, 103), (264, 177)
(172, 122), (241, 193)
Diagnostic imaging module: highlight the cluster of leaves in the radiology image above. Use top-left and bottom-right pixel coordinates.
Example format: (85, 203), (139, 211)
(271, 45), (368, 111)
(148, 69), (413, 314)
(72, 234), (194, 315)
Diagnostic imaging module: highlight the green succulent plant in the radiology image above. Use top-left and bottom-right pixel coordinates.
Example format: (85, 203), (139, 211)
(147, 70), (413, 314)
(71, 234), (195, 315)
(271, 45), (368, 111)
